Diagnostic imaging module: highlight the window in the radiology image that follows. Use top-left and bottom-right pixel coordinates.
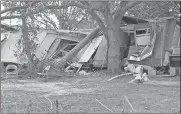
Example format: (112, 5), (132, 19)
(63, 44), (76, 51)
(135, 28), (150, 36)
(135, 28), (151, 46)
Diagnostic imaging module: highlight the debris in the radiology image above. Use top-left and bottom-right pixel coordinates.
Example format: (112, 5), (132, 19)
(79, 70), (89, 75)
(44, 96), (53, 111)
(124, 64), (135, 73)
(129, 73), (149, 83)
(145, 106), (149, 110)
(107, 73), (132, 81)
(169, 67), (176, 76)
(65, 70), (74, 73)
(37, 65), (50, 81)
(5, 64), (18, 79)
(95, 98), (114, 113)
(124, 96), (135, 113)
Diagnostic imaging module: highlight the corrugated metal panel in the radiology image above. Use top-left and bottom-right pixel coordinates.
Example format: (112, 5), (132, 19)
(172, 25), (180, 47)
(92, 36), (107, 67)
(1, 31), (23, 64)
(45, 38), (62, 59)
(34, 34), (56, 59)
(78, 36), (103, 63)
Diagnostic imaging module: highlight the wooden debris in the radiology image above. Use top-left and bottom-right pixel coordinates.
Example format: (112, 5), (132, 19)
(44, 96), (53, 111)
(124, 96), (135, 113)
(107, 73), (132, 81)
(95, 98), (114, 113)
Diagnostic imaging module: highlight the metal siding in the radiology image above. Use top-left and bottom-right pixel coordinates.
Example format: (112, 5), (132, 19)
(92, 36), (107, 67)
(172, 25), (180, 47)
(78, 36), (103, 63)
(45, 38), (62, 59)
(163, 19), (177, 51)
(72, 42), (91, 62)
(1, 31), (23, 64)
(34, 34), (56, 59)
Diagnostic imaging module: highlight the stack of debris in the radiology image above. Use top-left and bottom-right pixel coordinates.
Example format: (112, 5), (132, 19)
(122, 59), (149, 83)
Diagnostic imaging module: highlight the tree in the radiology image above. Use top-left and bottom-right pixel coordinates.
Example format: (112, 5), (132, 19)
(1, 1), (94, 30)
(4, 1), (178, 74)
(1, 1), (42, 75)
(1, 1), (142, 74)
(128, 1), (180, 19)
(72, 1), (141, 73)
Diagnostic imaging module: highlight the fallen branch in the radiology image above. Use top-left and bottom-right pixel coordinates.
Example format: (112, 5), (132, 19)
(44, 96), (53, 111)
(95, 98), (114, 113)
(107, 73), (132, 81)
(124, 96), (135, 113)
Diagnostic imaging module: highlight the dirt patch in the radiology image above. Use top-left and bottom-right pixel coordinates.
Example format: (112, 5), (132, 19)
(2, 79), (96, 98)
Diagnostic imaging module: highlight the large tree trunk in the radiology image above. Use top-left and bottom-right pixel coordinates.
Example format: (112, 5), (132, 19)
(0, 62), (4, 74)
(22, 17), (34, 75)
(56, 27), (100, 68)
(107, 27), (125, 74)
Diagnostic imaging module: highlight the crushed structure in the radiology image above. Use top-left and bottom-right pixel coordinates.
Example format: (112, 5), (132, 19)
(1, 16), (180, 77)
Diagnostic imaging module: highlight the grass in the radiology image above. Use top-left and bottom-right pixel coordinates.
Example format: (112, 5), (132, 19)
(1, 73), (180, 113)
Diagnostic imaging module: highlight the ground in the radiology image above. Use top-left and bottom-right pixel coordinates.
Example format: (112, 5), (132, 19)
(1, 72), (180, 113)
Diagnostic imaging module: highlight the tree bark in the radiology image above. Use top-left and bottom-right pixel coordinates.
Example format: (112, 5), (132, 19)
(0, 62), (4, 73)
(107, 27), (125, 74)
(56, 27), (100, 68)
(22, 16), (34, 75)
(105, 8), (128, 74)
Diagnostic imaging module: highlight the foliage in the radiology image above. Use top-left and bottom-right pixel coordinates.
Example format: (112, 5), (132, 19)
(128, 1), (180, 19)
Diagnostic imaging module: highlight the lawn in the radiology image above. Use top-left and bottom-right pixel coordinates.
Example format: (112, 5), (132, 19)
(1, 73), (180, 113)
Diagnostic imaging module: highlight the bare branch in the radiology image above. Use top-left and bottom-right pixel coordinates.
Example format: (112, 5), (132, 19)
(113, 1), (142, 20)
(102, 3), (114, 33)
(89, 10), (108, 39)
(124, 1), (142, 11)
(1, 1), (39, 14)
(1, 6), (28, 14)
(79, 1), (101, 11)
(79, 1), (108, 40)
(43, 13), (58, 29)
(1, 15), (22, 20)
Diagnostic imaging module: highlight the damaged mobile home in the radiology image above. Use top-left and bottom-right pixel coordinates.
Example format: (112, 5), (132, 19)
(65, 16), (180, 76)
(1, 25), (90, 74)
(1, 16), (180, 76)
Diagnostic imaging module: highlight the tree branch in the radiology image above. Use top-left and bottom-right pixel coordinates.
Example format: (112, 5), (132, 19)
(113, 1), (142, 20)
(1, 6), (28, 14)
(80, 1), (108, 40)
(42, 13), (58, 29)
(124, 1), (142, 11)
(112, 1), (142, 28)
(1, 15), (22, 20)
(1, 2), (103, 21)
(89, 10), (108, 39)
(1, 1), (39, 14)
